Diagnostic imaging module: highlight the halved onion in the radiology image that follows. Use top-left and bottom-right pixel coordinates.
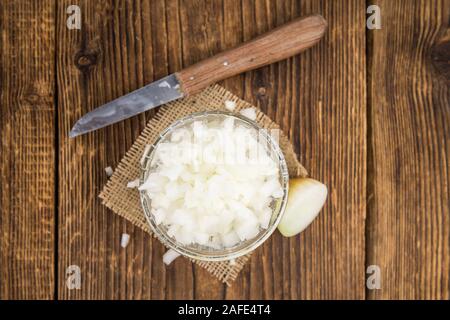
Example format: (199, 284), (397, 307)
(277, 178), (327, 237)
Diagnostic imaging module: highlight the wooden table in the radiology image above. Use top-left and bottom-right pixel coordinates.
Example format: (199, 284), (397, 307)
(0, 0), (448, 300)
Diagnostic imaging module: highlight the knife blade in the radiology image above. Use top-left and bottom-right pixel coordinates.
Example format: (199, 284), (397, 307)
(70, 15), (327, 138)
(69, 75), (183, 138)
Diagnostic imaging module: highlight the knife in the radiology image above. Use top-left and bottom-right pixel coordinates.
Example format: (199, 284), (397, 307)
(70, 14), (327, 138)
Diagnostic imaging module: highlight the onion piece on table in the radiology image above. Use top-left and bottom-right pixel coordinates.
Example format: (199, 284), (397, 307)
(120, 233), (130, 248)
(105, 166), (114, 177)
(163, 249), (181, 265)
(277, 178), (327, 237)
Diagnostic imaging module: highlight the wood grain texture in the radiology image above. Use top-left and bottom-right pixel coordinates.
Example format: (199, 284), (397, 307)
(229, 0), (367, 300)
(431, 27), (450, 82)
(55, 0), (367, 299)
(0, 0), (56, 299)
(177, 0), (228, 299)
(2, 0), (448, 300)
(57, 0), (196, 299)
(177, 14), (327, 96)
(367, 0), (450, 299)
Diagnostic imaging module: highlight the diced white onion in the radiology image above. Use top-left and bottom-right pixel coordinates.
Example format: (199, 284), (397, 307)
(140, 115), (284, 249)
(240, 108), (257, 121)
(120, 233), (130, 248)
(224, 100), (236, 111)
(105, 166), (114, 177)
(259, 208), (272, 229)
(163, 249), (181, 265)
(127, 179), (140, 189)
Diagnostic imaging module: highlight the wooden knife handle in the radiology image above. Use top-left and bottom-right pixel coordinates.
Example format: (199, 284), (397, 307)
(176, 14), (327, 96)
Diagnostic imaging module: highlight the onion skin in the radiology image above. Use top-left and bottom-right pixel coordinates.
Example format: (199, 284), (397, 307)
(277, 178), (327, 237)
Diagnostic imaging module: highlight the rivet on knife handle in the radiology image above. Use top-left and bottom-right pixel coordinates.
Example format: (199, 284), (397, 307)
(176, 14), (327, 96)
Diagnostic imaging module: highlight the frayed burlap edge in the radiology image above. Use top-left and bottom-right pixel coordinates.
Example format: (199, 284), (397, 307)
(99, 85), (307, 286)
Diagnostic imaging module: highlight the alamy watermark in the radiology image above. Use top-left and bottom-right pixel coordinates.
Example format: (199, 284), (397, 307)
(366, 265), (381, 290)
(66, 265), (81, 290)
(366, 5), (381, 30)
(67, 5), (81, 30)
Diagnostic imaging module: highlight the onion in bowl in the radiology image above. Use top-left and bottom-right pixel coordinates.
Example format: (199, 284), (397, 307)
(139, 113), (284, 250)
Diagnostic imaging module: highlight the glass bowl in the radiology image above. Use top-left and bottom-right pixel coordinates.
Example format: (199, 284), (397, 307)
(139, 110), (289, 261)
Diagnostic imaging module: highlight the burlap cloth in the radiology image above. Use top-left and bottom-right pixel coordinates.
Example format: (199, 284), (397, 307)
(99, 85), (308, 286)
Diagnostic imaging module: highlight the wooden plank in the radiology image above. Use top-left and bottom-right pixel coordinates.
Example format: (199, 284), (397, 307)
(56, 0), (195, 299)
(177, 0), (227, 300)
(57, 0), (145, 299)
(5, 0), (449, 300)
(0, 0), (56, 299)
(367, 0), (450, 299)
(225, 0), (367, 299)
(57, 0), (366, 299)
